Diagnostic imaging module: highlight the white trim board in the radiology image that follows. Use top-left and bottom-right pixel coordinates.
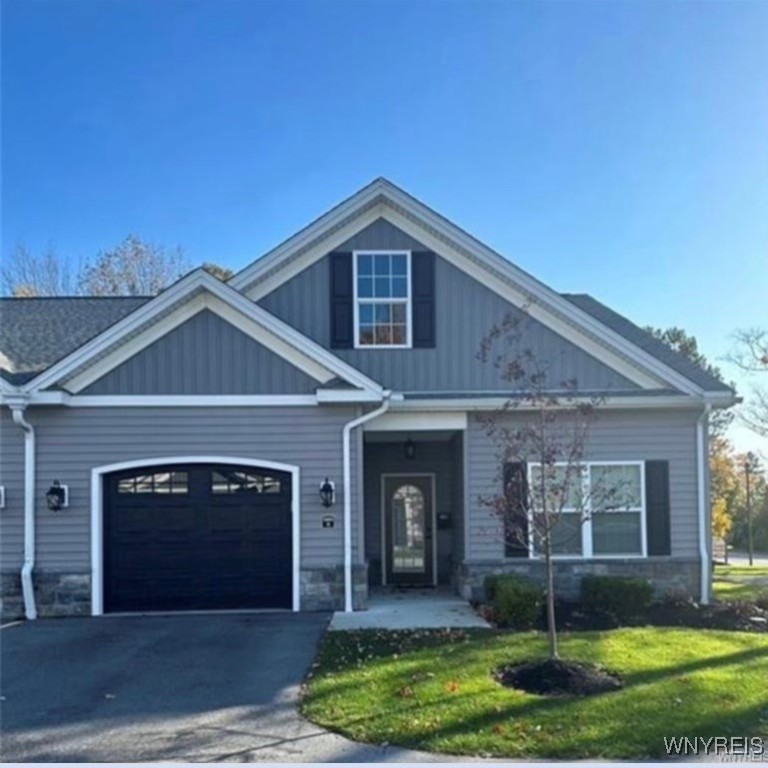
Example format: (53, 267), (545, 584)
(235, 179), (711, 395)
(23, 269), (383, 396)
(363, 411), (468, 432)
(380, 472), (438, 588)
(90, 455), (301, 616)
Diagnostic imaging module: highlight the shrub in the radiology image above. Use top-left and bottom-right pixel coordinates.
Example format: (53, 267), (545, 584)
(487, 575), (543, 629)
(580, 575), (654, 623)
(755, 590), (768, 611)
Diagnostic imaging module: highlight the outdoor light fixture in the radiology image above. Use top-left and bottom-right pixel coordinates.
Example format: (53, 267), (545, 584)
(319, 477), (335, 508)
(404, 436), (416, 460)
(46, 480), (67, 511)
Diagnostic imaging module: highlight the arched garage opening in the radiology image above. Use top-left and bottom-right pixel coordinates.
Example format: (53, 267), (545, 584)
(91, 457), (300, 614)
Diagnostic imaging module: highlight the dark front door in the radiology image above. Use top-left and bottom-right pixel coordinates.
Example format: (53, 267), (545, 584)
(383, 474), (434, 586)
(104, 463), (292, 612)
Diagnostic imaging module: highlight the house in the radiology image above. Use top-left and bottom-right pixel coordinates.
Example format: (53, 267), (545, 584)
(0, 179), (735, 621)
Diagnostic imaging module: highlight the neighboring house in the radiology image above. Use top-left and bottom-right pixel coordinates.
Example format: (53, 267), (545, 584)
(0, 179), (734, 621)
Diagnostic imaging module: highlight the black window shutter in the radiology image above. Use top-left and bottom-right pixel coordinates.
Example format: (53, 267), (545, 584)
(503, 461), (529, 558)
(411, 251), (436, 348)
(645, 460), (671, 556)
(329, 252), (353, 349)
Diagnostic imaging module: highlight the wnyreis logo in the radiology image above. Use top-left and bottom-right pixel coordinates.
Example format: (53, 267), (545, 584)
(664, 737), (765, 759)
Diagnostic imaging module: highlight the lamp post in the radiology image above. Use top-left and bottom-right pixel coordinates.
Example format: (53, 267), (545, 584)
(744, 452), (757, 567)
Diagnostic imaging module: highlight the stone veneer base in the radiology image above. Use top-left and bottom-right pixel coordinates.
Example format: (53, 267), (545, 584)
(2, 563), (369, 620)
(458, 557), (702, 602)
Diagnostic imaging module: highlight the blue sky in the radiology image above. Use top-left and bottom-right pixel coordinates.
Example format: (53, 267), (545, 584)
(2, 0), (767, 454)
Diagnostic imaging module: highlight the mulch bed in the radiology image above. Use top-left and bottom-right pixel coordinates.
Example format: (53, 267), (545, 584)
(551, 598), (768, 633)
(477, 598), (768, 633)
(495, 658), (623, 697)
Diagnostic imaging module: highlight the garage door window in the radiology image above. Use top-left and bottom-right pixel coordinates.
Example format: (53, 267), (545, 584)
(117, 471), (188, 494)
(211, 470), (282, 494)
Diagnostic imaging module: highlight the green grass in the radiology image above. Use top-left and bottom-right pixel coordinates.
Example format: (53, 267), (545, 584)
(713, 579), (768, 602)
(716, 565), (768, 579)
(714, 564), (768, 603)
(302, 628), (768, 759)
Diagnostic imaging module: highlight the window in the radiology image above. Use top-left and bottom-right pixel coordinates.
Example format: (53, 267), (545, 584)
(590, 464), (644, 556)
(354, 251), (411, 347)
(529, 464), (584, 556)
(391, 484), (425, 571)
(526, 461), (645, 558)
(211, 470), (282, 494)
(118, 471), (188, 494)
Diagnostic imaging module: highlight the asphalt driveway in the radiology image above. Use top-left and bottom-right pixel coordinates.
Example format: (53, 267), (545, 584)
(0, 613), (473, 763)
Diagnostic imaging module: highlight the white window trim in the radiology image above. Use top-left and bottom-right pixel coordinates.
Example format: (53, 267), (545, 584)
(352, 250), (412, 349)
(524, 460), (647, 560)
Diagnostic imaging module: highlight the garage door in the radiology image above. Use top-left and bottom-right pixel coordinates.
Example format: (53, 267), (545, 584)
(104, 463), (292, 613)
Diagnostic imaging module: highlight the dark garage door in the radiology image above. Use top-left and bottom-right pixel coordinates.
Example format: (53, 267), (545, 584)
(104, 463), (292, 612)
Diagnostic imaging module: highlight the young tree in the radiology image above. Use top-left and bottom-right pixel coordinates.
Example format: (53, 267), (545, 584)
(0, 244), (80, 296)
(79, 235), (190, 296)
(728, 328), (768, 437)
(478, 312), (632, 659)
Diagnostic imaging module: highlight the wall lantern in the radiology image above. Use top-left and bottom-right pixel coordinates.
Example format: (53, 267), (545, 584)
(319, 477), (335, 508)
(46, 480), (68, 511)
(404, 436), (416, 461)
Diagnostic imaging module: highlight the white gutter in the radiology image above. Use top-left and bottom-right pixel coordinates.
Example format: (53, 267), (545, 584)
(697, 404), (712, 604)
(10, 403), (37, 620)
(342, 392), (392, 612)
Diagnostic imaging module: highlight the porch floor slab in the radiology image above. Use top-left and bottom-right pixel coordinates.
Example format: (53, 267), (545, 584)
(329, 588), (491, 631)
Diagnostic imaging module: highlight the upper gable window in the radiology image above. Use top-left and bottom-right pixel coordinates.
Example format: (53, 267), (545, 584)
(353, 251), (411, 348)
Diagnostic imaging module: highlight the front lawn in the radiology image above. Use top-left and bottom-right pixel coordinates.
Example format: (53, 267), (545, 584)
(714, 564), (768, 603)
(302, 628), (768, 759)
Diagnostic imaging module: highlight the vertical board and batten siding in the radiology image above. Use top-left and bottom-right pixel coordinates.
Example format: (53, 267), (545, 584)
(466, 409), (701, 560)
(259, 219), (639, 393)
(12, 406), (359, 572)
(363, 436), (463, 585)
(0, 409), (25, 569)
(82, 309), (318, 395)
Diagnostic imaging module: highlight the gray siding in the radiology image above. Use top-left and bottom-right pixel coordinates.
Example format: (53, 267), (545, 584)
(260, 219), (639, 393)
(0, 409), (25, 569)
(363, 436), (463, 585)
(466, 409), (701, 560)
(3, 405), (360, 573)
(82, 309), (318, 395)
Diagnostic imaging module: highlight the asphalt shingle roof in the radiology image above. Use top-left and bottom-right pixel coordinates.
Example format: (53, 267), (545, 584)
(0, 296), (150, 383)
(0, 292), (732, 393)
(562, 293), (732, 393)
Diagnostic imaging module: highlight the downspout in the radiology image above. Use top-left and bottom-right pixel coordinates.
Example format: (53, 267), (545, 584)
(696, 404), (712, 605)
(10, 403), (37, 620)
(342, 392), (392, 612)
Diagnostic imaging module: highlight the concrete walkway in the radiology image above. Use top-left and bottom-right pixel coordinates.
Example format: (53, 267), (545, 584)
(330, 588), (491, 630)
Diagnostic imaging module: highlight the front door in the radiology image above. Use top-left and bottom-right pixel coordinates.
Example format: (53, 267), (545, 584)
(383, 474), (434, 586)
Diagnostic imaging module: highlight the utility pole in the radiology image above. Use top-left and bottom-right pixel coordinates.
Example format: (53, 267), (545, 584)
(744, 452), (756, 567)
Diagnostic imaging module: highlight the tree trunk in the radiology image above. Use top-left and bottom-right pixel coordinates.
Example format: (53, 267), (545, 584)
(545, 540), (559, 659)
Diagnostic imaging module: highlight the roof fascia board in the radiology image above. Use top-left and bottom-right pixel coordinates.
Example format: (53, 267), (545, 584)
(242, 203), (385, 301)
(22, 270), (212, 392)
(394, 394), (718, 412)
(63, 293), (336, 393)
(379, 183), (708, 396)
(230, 180), (384, 291)
(22, 270), (383, 396)
(237, 180), (709, 396)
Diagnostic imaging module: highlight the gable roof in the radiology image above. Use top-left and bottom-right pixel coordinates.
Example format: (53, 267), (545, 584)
(230, 178), (730, 398)
(0, 296), (150, 383)
(563, 294), (732, 394)
(14, 269), (383, 396)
